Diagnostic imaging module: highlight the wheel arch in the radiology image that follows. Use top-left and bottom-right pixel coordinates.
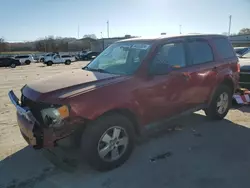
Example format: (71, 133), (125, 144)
(208, 76), (235, 105)
(100, 108), (141, 136)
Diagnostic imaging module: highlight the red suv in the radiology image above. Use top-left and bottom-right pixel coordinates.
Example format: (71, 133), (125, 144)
(9, 34), (239, 171)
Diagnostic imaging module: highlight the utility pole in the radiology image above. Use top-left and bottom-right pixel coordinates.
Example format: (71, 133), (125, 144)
(228, 15), (232, 36)
(107, 20), (110, 38)
(179, 25), (182, 34)
(77, 25), (80, 39)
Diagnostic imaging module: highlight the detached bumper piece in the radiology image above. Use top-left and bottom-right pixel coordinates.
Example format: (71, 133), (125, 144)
(8, 90), (44, 148)
(233, 88), (250, 105)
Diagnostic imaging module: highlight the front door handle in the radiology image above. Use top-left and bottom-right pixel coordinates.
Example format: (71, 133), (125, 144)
(181, 72), (191, 81)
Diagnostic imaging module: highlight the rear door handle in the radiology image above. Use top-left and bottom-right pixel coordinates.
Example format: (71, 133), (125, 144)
(212, 66), (218, 71)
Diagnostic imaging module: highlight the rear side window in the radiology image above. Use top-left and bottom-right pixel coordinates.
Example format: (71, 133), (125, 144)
(213, 38), (235, 59)
(188, 40), (213, 65)
(62, 55), (71, 58)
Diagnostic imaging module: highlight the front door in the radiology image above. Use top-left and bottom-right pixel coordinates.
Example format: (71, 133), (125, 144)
(139, 40), (198, 124)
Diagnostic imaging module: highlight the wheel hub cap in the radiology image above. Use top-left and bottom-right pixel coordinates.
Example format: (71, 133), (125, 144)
(98, 126), (128, 162)
(217, 92), (229, 114)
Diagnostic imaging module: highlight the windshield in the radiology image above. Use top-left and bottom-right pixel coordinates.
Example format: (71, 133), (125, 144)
(84, 42), (151, 75)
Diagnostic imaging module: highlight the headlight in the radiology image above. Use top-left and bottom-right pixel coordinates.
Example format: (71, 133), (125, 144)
(41, 105), (69, 128)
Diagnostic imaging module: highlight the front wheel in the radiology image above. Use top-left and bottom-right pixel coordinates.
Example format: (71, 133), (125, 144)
(10, 63), (16, 68)
(81, 114), (135, 171)
(204, 85), (232, 120)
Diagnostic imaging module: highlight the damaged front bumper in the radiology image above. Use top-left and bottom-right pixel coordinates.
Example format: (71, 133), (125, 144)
(8, 90), (82, 149)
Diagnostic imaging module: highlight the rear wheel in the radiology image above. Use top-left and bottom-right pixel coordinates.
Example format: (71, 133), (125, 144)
(47, 61), (53, 66)
(25, 60), (31, 65)
(65, 60), (71, 65)
(10, 63), (16, 68)
(205, 85), (232, 120)
(81, 114), (135, 171)
(40, 58), (44, 62)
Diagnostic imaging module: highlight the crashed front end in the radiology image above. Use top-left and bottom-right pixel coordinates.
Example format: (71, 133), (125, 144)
(8, 90), (83, 149)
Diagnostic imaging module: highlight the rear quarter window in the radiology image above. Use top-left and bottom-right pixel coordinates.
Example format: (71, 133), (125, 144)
(213, 37), (236, 59)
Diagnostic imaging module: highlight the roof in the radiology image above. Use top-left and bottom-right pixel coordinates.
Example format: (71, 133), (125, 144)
(117, 34), (226, 43)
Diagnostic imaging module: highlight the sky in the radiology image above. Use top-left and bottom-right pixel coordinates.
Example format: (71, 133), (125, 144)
(1, 0), (250, 42)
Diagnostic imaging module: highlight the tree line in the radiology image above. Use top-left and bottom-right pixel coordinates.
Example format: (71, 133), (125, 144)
(1, 28), (250, 53)
(0, 34), (97, 53)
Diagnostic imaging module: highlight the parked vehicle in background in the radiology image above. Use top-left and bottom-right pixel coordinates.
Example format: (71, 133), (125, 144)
(14, 55), (34, 65)
(39, 52), (57, 62)
(80, 51), (100, 60)
(44, 54), (75, 66)
(237, 49), (250, 89)
(234, 47), (250, 58)
(8, 34), (239, 171)
(0, 57), (21, 68)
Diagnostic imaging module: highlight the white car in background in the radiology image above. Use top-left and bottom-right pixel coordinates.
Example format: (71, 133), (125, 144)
(44, 54), (76, 66)
(39, 52), (57, 62)
(14, 55), (35, 65)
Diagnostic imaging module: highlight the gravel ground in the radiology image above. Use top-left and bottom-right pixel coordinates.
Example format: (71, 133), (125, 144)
(0, 62), (250, 188)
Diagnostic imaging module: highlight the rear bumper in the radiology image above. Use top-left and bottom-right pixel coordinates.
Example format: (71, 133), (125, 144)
(8, 90), (82, 149)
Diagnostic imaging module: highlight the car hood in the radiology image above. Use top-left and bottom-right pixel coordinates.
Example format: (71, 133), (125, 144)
(22, 69), (126, 103)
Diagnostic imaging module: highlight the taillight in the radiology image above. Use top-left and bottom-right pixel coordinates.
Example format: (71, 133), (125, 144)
(237, 63), (240, 72)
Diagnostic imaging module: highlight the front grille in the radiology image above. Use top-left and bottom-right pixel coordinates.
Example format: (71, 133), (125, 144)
(21, 95), (50, 125)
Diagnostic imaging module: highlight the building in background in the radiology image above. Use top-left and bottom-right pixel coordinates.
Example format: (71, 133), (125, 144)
(90, 35), (136, 52)
(229, 34), (250, 47)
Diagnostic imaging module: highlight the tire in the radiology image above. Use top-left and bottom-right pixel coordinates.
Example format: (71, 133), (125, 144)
(65, 60), (71, 65)
(204, 85), (232, 120)
(47, 61), (53, 66)
(81, 114), (135, 171)
(25, 60), (31, 65)
(40, 58), (44, 62)
(10, 63), (16, 68)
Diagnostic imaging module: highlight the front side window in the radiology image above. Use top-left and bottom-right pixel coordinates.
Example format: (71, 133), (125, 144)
(84, 42), (151, 75)
(150, 42), (186, 75)
(188, 40), (213, 65)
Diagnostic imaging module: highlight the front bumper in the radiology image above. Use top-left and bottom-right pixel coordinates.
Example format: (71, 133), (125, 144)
(8, 90), (81, 149)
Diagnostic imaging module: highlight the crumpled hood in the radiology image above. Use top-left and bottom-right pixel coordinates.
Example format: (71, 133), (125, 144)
(22, 69), (125, 102)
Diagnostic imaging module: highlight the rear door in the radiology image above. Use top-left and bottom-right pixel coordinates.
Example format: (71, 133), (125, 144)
(212, 37), (239, 88)
(185, 38), (217, 106)
(140, 39), (200, 123)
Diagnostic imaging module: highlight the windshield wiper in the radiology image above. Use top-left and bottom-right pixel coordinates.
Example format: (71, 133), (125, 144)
(83, 66), (109, 73)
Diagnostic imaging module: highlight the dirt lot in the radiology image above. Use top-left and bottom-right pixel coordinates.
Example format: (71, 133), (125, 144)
(0, 62), (250, 188)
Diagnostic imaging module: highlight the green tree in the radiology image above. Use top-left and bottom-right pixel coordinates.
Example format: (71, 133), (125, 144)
(238, 28), (250, 35)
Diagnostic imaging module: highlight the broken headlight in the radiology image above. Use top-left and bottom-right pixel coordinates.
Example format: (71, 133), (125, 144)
(41, 105), (69, 128)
